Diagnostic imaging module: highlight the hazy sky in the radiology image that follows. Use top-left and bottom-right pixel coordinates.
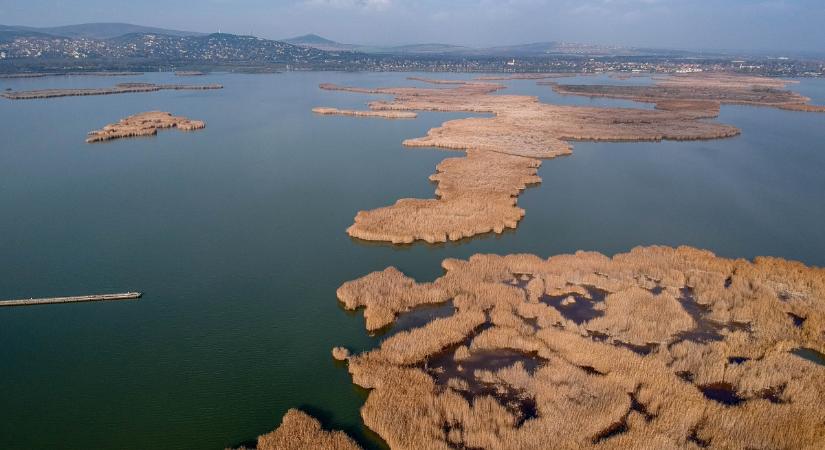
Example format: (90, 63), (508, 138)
(2, 0), (824, 52)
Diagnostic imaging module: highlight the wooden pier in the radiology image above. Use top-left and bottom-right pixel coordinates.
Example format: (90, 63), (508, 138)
(0, 292), (142, 307)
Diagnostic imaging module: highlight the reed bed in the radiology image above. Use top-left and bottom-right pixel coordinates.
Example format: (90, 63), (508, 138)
(315, 76), (747, 244)
(86, 111), (205, 143)
(234, 409), (361, 450)
(312, 107), (417, 119)
(547, 72), (825, 113)
(2, 82), (222, 100)
(327, 246), (825, 449)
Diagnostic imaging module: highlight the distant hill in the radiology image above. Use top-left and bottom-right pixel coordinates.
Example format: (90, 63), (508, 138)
(0, 30), (344, 67)
(369, 43), (471, 55)
(1, 24), (699, 58)
(284, 35), (471, 55)
(0, 22), (203, 40)
(284, 34), (357, 52)
(0, 25), (58, 43)
(279, 34), (675, 57)
(465, 41), (631, 57)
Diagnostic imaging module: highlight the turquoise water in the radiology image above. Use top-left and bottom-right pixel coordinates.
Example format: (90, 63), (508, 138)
(0, 72), (824, 450)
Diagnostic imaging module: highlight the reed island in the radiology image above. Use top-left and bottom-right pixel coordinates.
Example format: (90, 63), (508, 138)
(86, 111), (205, 143)
(314, 74), (824, 245)
(312, 107), (417, 119)
(546, 73), (825, 113)
(244, 246), (825, 449)
(1, 82), (222, 100)
(231, 72), (825, 449)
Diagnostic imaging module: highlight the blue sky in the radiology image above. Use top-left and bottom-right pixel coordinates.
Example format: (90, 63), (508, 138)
(1, 0), (824, 52)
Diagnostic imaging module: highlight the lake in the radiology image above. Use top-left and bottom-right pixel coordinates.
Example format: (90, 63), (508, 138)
(1, 71), (824, 449)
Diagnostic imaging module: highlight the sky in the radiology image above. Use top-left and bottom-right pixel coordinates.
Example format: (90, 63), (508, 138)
(1, 0), (824, 52)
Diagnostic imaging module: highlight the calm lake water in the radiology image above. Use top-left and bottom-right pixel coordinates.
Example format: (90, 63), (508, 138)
(1, 72), (824, 450)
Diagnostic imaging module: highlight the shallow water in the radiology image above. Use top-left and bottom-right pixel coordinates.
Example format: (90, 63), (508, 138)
(1, 72), (824, 450)
(792, 348), (825, 367)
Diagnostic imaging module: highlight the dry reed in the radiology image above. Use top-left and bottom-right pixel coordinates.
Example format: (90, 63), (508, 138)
(316, 77), (746, 244)
(330, 246), (825, 449)
(86, 111), (205, 143)
(234, 409), (361, 450)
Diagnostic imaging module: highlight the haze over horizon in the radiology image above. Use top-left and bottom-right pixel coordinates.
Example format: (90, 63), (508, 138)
(1, 0), (824, 53)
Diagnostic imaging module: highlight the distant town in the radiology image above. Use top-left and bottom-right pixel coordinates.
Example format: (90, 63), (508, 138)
(1, 23), (823, 77)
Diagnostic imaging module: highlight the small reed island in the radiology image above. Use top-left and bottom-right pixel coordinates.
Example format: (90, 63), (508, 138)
(474, 73), (584, 81)
(1, 82), (222, 100)
(315, 74), (825, 245)
(86, 111), (205, 143)
(174, 71), (207, 76)
(0, 71), (143, 79)
(245, 246), (825, 449)
(312, 107), (417, 119)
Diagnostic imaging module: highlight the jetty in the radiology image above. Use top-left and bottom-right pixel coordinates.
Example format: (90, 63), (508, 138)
(0, 292), (142, 307)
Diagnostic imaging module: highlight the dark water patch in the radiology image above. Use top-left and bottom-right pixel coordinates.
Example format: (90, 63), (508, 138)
(507, 272), (535, 289)
(379, 300), (455, 337)
(588, 330), (610, 342)
(615, 341), (658, 356)
(728, 321), (751, 332)
(298, 404), (392, 450)
(674, 287), (722, 342)
(592, 419), (628, 444)
(420, 320), (494, 370)
(520, 315), (540, 331)
(756, 385), (786, 404)
(591, 390), (651, 444)
(674, 287), (751, 343)
(630, 392), (655, 421)
(688, 425), (711, 448)
(540, 285), (607, 325)
(649, 285), (665, 295)
(677, 371), (695, 383)
(421, 342), (545, 426)
(791, 348), (825, 367)
(724, 275), (733, 288)
(231, 438), (259, 449)
(699, 382), (744, 406)
(728, 356), (750, 365)
(788, 312), (806, 327)
(578, 365), (606, 376)
(441, 420), (484, 450)
(424, 347), (544, 392)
